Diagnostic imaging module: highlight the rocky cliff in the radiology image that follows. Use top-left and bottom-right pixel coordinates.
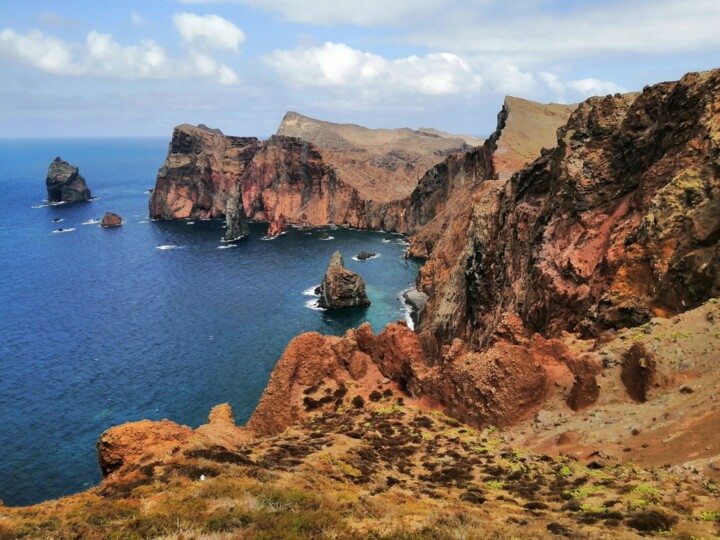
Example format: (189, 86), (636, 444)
(45, 157), (92, 203)
(149, 124), (263, 220)
(444, 69), (720, 349)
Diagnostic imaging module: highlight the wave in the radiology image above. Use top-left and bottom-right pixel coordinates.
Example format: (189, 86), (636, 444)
(31, 204), (49, 209)
(52, 218), (64, 223)
(155, 245), (180, 250)
(399, 288), (415, 331)
(187, 221), (195, 225)
(352, 254), (381, 262)
(303, 286), (320, 297)
(137, 220), (149, 224)
(319, 235), (335, 241)
(217, 244), (236, 249)
(48, 201), (67, 207)
(304, 298), (326, 311)
(52, 228), (75, 234)
(82, 219), (101, 225)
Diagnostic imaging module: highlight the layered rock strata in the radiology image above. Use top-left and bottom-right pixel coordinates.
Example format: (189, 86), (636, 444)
(45, 157), (92, 202)
(317, 251), (371, 309)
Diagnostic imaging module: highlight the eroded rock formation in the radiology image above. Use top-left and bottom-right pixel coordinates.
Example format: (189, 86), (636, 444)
(149, 124), (262, 220)
(46, 157), (92, 203)
(101, 212), (122, 228)
(317, 251), (371, 309)
(450, 69), (720, 347)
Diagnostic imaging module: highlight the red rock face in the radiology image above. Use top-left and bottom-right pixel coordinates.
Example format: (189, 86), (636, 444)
(419, 69), (720, 351)
(266, 214), (287, 237)
(149, 124), (262, 220)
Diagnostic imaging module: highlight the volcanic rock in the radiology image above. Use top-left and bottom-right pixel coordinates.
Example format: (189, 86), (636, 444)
(101, 212), (122, 228)
(223, 188), (250, 241)
(356, 251), (376, 260)
(402, 288), (429, 326)
(46, 157), (92, 203)
(97, 419), (192, 477)
(149, 124), (262, 220)
(419, 68), (720, 352)
(317, 251), (371, 309)
(266, 214), (287, 237)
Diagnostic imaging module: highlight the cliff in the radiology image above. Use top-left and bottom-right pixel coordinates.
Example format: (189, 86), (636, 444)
(449, 69), (720, 348)
(277, 111), (481, 202)
(149, 124), (262, 220)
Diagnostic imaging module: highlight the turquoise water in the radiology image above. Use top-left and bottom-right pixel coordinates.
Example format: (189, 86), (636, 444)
(0, 138), (421, 506)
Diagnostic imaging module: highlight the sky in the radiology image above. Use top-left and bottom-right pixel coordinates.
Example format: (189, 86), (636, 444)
(1, 0), (719, 138)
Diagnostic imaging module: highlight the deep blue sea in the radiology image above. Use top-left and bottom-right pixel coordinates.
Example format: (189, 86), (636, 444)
(0, 138), (421, 507)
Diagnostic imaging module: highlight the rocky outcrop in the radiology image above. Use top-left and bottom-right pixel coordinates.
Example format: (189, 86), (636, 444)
(149, 124), (262, 220)
(317, 251), (371, 309)
(46, 157), (92, 203)
(223, 188), (249, 241)
(451, 69), (720, 346)
(100, 212), (122, 227)
(266, 214), (287, 237)
(97, 419), (192, 477)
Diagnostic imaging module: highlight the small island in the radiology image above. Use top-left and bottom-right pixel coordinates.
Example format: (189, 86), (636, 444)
(317, 251), (371, 309)
(45, 157), (92, 203)
(101, 212), (123, 228)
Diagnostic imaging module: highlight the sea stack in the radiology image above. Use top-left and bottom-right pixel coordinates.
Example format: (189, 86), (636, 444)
(266, 214), (287, 238)
(317, 251), (371, 309)
(46, 157), (92, 203)
(101, 212), (122, 228)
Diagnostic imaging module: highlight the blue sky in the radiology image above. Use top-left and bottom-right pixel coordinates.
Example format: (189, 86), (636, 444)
(1, 0), (718, 138)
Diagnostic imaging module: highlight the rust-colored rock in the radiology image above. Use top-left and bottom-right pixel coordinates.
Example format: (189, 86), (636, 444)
(97, 419), (192, 477)
(421, 69), (720, 352)
(100, 212), (122, 228)
(266, 214), (287, 237)
(317, 251), (371, 309)
(149, 124), (262, 220)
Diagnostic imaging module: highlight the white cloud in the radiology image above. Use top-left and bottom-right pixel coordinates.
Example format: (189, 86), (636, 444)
(0, 25), (240, 85)
(404, 0), (720, 63)
(0, 29), (77, 75)
(264, 42), (483, 97)
(566, 78), (626, 96)
(538, 72), (626, 99)
(176, 0), (453, 26)
(173, 13), (245, 51)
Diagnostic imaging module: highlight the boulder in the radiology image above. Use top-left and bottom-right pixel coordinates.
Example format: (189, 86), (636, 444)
(356, 251), (376, 261)
(46, 157), (92, 203)
(101, 212), (122, 228)
(317, 251), (371, 309)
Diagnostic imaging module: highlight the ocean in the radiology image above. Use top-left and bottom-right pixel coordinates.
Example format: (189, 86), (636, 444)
(0, 138), (421, 506)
